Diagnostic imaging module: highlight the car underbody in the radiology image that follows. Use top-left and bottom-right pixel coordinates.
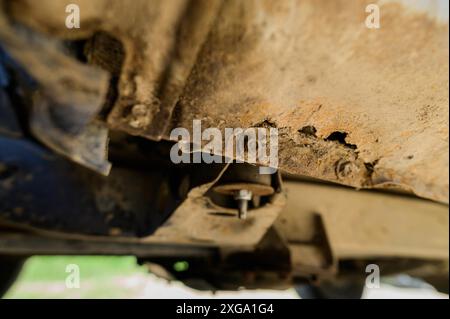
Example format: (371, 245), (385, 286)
(0, 0), (448, 297)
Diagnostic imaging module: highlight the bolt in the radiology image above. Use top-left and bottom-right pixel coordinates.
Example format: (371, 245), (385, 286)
(234, 189), (252, 220)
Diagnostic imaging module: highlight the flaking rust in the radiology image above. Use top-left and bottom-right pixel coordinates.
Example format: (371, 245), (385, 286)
(1, 0), (448, 203)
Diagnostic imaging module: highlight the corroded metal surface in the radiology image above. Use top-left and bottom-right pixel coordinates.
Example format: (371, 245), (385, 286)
(165, 0), (449, 203)
(148, 165), (285, 247)
(277, 181), (449, 260)
(0, 0), (448, 203)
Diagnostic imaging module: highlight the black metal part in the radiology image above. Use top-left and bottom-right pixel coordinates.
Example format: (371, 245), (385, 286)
(0, 255), (25, 297)
(0, 232), (216, 258)
(141, 227), (292, 290)
(0, 88), (22, 138)
(0, 134), (180, 237)
(206, 163), (279, 213)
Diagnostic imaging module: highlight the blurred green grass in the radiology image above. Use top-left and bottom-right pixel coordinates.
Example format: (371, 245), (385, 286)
(5, 256), (445, 299)
(16, 256), (145, 281)
(4, 256), (147, 298)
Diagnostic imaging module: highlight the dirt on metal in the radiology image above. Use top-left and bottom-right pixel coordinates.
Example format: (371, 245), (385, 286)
(1, 0), (448, 203)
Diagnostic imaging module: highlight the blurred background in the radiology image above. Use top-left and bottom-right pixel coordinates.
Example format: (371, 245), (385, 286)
(4, 256), (448, 299)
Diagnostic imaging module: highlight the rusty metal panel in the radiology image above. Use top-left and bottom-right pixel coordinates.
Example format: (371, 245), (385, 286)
(278, 181), (449, 260)
(1, 0), (448, 203)
(165, 0), (449, 203)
